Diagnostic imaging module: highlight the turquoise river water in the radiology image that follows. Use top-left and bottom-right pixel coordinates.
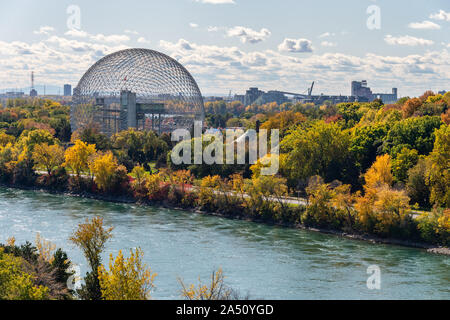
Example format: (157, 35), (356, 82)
(0, 187), (448, 299)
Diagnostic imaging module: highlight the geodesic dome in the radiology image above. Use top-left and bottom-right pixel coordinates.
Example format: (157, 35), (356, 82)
(71, 48), (204, 135)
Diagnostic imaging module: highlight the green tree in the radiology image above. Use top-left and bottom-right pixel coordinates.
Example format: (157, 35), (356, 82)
(426, 125), (450, 207)
(383, 116), (442, 157)
(406, 158), (431, 208)
(281, 121), (354, 185)
(350, 123), (388, 172)
(391, 147), (419, 182)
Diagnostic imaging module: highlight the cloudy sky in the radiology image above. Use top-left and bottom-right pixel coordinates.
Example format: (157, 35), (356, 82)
(0, 0), (449, 97)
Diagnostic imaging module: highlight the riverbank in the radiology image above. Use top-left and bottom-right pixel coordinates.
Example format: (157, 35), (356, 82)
(2, 182), (448, 256)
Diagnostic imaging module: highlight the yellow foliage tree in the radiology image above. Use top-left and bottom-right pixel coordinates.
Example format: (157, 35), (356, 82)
(64, 140), (97, 176)
(364, 154), (393, 191)
(32, 143), (65, 175)
(35, 233), (56, 263)
(0, 248), (49, 300)
(69, 217), (113, 275)
(98, 248), (156, 300)
(89, 152), (119, 192)
(178, 268), (237, 300)
(356, 155), (412, 235)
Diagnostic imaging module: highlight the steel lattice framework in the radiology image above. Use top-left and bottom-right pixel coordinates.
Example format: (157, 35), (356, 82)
(71, 48), (204, 135)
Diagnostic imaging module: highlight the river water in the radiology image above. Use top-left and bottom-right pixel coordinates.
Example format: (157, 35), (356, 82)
(0, 187), (448, 299)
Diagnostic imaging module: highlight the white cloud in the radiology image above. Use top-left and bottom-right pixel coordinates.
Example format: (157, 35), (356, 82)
(319, 32), (335, 38)
(321, 41), (337, 47)
(207, 26), (220, 32)
(157, 38), (449, 96)
(384, 35), (434, 46)
(195, 0), (235, 3)
(33, 26), (55, 35)
(278, 38), (313, 53)
(64, 29), (89, 38)
(137, 37), (151, 45)
(227, 26), (271, 44)
(124, 29), (139, 35)
(189, 23), (199, 28)
(408, 20), (441, 30)
(430, 9), (450, 21)
(65, 30), (130, 44)
(91, 34), (130, 44)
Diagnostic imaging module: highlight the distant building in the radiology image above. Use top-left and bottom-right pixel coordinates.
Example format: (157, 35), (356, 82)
(233, 94), (245, 104)
(204, 96), (224, 102)
(64, 84), (72, 96)
(29, 89), (38, 97)
(244, 87), (264, 106)
(372, 88), (398, 104)
(351, 80), (372, 101)
(1, 91), (25, 99)
(351, 80), (398, 104)
(257, 91), (290, 105)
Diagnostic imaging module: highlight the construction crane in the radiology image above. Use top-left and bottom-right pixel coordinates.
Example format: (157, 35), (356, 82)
(308, 81), (315, 97)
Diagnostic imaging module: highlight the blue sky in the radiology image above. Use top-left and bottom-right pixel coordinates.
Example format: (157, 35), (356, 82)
(0, 0), (449, 97)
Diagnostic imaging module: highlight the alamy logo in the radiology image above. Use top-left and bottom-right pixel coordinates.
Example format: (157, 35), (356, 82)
(366, 265), (381, 290)
(66, 264), (82, 291)
(67, 5), (81, 31)
(366, 5), (381, 30)
(171, 121), (279, 176)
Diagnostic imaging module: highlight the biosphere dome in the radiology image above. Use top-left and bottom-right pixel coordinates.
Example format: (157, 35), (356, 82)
(71, 48), (204, 135)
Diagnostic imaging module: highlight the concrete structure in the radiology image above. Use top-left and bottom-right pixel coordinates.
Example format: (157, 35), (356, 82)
(256, 91), (290, 105)
(351, 80), (398, 103)
(64, 84), (72, 96)
(244, 87), (264, 106)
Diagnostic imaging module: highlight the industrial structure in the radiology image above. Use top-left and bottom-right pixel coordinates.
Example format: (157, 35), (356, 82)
(71, 48), (205, 136)
(238, 82), (357, 106)
(30, 71), (37, 97)
(351, 80), (397, 103)
(234, 80), (399, 106)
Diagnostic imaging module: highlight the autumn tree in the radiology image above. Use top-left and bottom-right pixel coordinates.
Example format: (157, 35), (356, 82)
(89, 152), (119, 192)
(401, 98), (422, 118)
(260, 111), (306, 136)
(0, 248), (49, 300)
(64, 140), (97, 176)
(18, 129), (58, 152)
(98, 248), (156, 300)
(131, 165), (149, 197)
(178, 268), (240, 300)
(69, 217), (113, 300)
(355, 155), (413, 236)
(0, 131), (15, 147)
(32, 143), (65, 175)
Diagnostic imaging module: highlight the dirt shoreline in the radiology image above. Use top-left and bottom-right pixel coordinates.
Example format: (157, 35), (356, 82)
(2, 183), (449, 256)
